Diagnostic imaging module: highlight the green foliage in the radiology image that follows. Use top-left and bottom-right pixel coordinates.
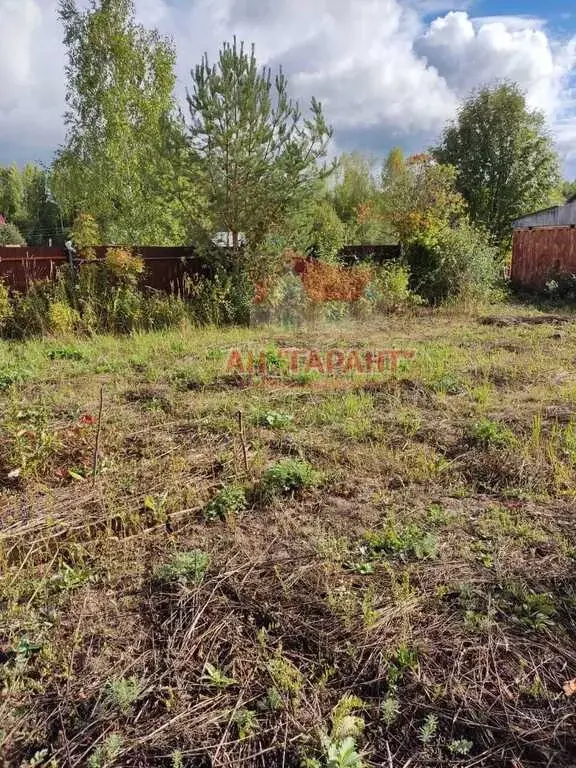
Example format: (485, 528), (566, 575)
(266, 651), (304, 700)
(330, 695), (365, 741)
(48, 346), (83, 362)
(364, 262), (422, 313)
(0, 280), (13, 331)
(54, 0), (193, 245)
(448, 739), (473, 756)
(188, 267), (254, 326)
(332, 154), (377, 225)
(382, 147), (406, 189)
(234, 708), (259, 740)
(154, 550), (210, 585)
(0, 366), (29, 391)
(505, 585), (557, 630)
(381, 695), (400, 727)
(254, 410), (294, 429)
(70, 213), (101, 259)
(418, 713), (439, 744)
(204, 485), (247, 522)
(383, 155), (466, 247)
(88, 733), (123, 768)
(434, 83), (561, 250)
(0, 254), (196, 339)
(276, 197), (346, 262)
(187, 37), (334, 265)
(105, 676), (144, 714)
(321, 736), (365, 768)
(261, 459), (322, 498)
(363, 522), (438, 561)
(407, 221), (499, 304)
(47, 300), (80, 334)
(144, 294), (188, 331)
(0, 222), (25, 246)
(470, 418), (515, 448)
(0, 164), (64, 245)
(201, 662), (237, 688)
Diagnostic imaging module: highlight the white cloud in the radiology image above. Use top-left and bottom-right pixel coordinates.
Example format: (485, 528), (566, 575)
(0, 0), (65, 161)
(416, 11), (575, 118)
(0, 0), (575, 172)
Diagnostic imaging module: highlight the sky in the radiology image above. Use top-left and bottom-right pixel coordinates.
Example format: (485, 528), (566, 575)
(1, 0), (575, 175)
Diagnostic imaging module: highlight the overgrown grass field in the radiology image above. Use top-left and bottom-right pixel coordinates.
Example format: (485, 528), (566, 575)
(1, 308), (576, 767)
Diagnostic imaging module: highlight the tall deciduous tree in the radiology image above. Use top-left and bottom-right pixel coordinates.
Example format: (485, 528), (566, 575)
(382, 147), (405, 190)
(0, 164), (64, 245)
(332, 153), (376, 224)
(434, 83), (561, 250)
(186, 38), (334, 266)
(53, 0), (196, 245)
(382, 154), (466, 246)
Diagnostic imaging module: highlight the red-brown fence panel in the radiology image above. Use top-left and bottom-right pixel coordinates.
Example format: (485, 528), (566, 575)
(0, 247), (67, 292)
(0, 246), (209, 294)
(512, 228), (576, 290)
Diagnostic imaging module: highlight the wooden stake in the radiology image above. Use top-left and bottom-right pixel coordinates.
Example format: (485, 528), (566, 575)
(92, 386), (104, 488)
(237, 410), (249, 476)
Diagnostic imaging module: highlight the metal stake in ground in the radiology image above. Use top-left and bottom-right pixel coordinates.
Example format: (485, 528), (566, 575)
(92, 386), (104, 488)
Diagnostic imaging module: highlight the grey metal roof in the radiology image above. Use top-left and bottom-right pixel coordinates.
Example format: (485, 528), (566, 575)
(513, 198), (576, 229)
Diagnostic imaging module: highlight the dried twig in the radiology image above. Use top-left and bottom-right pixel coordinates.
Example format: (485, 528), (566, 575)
(92, 385), (104, 488)
(237, 410), (249, 476)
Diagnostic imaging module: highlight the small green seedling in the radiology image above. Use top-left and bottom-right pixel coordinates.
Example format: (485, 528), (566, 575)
(204, 485), (246, 521)
(154, 550), (210, 585)
(234, 708), (259, 740)
(88, 734), (123, 768)
(381, 696), (400, 727)
(254, 410), (294, 429)
(104, 676), (144, 714)
(201, 662), (236, 688)
(470, 418), (515, 448)
(261, 459), (322, 498)
(419, 713), (439, 744)
(448, 739), (473, 756)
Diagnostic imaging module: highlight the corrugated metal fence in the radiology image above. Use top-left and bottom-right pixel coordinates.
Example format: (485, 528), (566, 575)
(0, 246), (211, 294)
(0, 244), (402, 294)
(512, 228), (576, 290)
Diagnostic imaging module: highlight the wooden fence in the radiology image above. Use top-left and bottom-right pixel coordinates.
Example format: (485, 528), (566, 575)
(0, 244), (402, 294)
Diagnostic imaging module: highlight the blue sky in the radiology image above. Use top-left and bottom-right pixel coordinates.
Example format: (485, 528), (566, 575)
(1, 0), (576, 175)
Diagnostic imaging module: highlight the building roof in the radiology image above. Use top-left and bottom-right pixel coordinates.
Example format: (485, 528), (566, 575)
(513, 197), (576, 228)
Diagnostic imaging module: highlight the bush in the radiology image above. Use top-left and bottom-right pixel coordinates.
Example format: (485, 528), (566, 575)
(251, 269), (307, 326)
(188, 269), (253, 326)
(48, 300), (80, 334)
(144, 294), (188, 330)
(545, 273), (576, 301)
(8, 280), (60, 337)
(363, 262), (423, 314)
(0, 280), (13, 331)
(406, 222), (498, 304)
(105, 247), (145, 284)
(0, 222), (25, 246)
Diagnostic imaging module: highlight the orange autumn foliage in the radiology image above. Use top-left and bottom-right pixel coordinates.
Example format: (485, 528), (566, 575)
(295, 257), (371, 303)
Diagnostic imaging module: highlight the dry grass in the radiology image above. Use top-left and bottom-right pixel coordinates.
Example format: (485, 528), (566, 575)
(1, 308), (576, 767)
